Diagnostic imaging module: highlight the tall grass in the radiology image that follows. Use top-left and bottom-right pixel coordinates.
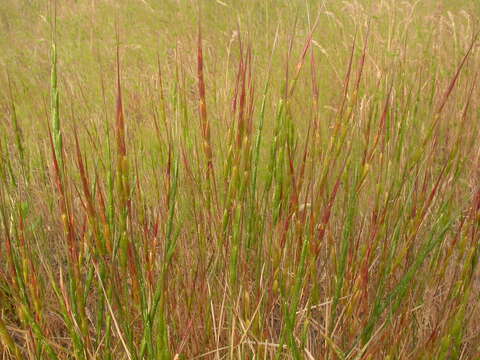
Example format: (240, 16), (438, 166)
(1, 0), (480, 359)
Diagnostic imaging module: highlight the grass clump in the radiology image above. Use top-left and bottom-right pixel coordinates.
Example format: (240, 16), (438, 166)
(1, 0), (480, 359)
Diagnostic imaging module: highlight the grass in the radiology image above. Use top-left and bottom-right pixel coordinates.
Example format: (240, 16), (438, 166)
(1, 0), (480, 358)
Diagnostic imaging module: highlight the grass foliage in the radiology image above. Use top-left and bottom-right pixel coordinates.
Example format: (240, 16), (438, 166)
(1, 0), (480, 358)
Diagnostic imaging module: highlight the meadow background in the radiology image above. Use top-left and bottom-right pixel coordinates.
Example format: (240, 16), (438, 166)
(1, 0), (480, 358)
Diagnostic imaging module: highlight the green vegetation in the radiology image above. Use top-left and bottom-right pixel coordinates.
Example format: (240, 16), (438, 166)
(1, 0), (480, 358)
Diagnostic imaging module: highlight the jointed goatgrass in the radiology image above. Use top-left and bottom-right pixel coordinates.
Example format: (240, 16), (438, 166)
(1, 0), (480, 358)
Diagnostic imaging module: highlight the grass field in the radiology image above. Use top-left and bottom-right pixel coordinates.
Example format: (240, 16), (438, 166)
(1, 0), (480, 358)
